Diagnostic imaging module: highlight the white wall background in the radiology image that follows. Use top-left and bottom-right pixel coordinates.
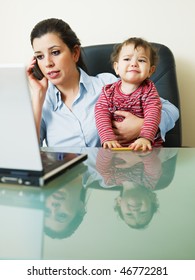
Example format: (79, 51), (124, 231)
(0, 0), (194, 146)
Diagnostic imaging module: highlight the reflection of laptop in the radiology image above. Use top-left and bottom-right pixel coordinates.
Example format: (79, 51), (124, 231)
(0, 64), (87, 186)
(0, 185), (44, 259)
(0, 163), (87, 259)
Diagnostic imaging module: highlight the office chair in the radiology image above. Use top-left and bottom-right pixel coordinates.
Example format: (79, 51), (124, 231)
(82, 43), (182, 147)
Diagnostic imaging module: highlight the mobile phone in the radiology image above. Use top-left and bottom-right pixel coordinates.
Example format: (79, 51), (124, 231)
(32, 61), (44, 80)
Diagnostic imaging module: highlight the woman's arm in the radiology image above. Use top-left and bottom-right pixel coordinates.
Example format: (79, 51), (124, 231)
(159, 98), (179, 141)
(112, 111), (143, 144)
(95, 90), (118, 145)
(112, 98), (179, 145)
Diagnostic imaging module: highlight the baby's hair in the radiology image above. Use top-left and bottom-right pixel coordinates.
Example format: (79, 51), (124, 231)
(111, 37), (158, 67)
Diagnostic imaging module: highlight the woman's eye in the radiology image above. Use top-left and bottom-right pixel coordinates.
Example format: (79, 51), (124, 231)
(45, 207), (52, 217)
(36, 55), (44, 60)
(52, 50), (60, 56)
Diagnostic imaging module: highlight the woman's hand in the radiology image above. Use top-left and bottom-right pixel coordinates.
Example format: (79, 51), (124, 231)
(112, 111), (144, 144)
(26, 57), (48, 102)
(26, 57), (48, 140)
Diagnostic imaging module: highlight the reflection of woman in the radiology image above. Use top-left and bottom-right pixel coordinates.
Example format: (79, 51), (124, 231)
(96, 148), (178, 229)
(44, 165), (88, 239)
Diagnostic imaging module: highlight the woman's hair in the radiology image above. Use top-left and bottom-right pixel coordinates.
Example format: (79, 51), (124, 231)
(30, 18), (87, 71)
(111, 37), (158, 67)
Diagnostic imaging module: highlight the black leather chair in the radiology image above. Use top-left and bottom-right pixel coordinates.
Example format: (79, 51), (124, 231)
(82, 43), (182, 147)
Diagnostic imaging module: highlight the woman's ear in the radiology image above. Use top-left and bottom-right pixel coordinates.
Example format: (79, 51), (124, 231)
(72, 45), (80, 63)
(115, 196), (122, 206)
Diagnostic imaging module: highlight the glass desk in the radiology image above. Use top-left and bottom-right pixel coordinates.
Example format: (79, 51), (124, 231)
(0, 147), (194, 260)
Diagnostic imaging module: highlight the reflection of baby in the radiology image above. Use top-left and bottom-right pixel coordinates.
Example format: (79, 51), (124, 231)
(96, 148), (162, 190)
(96, 149), (162, 229)
(114, 181), (159, 229)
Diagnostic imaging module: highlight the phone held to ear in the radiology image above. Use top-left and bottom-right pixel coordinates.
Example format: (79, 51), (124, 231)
(32, 61), (44, 80)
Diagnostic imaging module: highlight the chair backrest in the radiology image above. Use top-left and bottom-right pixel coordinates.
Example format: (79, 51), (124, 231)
(82, 43), (182, 147)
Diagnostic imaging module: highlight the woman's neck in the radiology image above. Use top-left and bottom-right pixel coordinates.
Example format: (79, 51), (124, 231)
(57, 69), (80, 109)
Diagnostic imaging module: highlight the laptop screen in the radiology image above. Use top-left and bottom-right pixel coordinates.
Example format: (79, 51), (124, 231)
(0, 64), (43, 171)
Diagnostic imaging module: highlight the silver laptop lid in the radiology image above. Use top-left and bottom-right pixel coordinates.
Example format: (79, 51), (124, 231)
(0, 64), (43, 171)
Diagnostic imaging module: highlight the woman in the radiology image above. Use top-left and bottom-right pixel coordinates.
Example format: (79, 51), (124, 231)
(27, 18), (179, 147)
(44, 166), (87, 239)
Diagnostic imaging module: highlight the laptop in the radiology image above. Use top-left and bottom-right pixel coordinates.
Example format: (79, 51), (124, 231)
(0, 64), (87, 187)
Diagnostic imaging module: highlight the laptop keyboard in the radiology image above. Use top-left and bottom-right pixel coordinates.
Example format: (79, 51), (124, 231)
(41, 151), (67, 173)
(40, 151), (78, 174)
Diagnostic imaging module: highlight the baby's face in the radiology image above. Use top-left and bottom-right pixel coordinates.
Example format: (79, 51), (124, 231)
(119, 187), (153, 227)
(114, 43), (155, 87)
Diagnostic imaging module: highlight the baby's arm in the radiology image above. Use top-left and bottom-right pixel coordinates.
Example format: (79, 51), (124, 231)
(139, 82), (162, 143)
(95, 88), (117, 145)
(129, 137), (152, 151)
(103, 140), (122, 149)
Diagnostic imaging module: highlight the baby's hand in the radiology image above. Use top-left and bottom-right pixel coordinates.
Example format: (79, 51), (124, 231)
(103, 140), (122, 149)
(129, 138), (152, 151)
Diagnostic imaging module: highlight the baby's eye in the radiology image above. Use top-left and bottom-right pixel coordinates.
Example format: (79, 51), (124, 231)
(52, 50), (60, 56)
(126, 212), (133, 217)
(124, 58), (130, 61)
(138, 59), (146, 63)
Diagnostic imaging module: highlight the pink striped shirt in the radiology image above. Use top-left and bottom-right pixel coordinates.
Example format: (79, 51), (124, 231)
(95, 79), (163, 146)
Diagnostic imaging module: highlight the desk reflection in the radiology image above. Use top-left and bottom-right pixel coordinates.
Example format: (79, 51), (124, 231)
(2, 147), (193, 260)
(0, 185), (44, 259)
(0, 163), (87, 259)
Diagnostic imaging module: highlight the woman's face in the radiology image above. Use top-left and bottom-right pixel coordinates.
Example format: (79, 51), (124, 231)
(32, 33), (80, 86)
(45, 178), (84, 233)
